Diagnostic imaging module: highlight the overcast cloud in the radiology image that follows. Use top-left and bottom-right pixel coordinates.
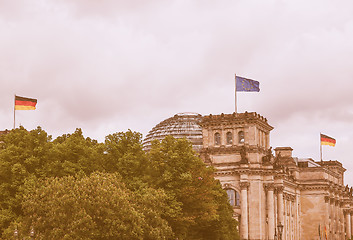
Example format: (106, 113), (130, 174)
(1, 0), (353, 183)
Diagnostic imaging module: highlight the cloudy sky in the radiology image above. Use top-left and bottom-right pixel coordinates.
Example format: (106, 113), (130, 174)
(1, 1), (353, 183)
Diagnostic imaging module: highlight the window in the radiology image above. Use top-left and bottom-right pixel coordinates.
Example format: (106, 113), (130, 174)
(214, 132), (221, 145)
(226, 132), (233, 145)
(226, 189), (240, 207)
(238, 131), (245, 143)
(236, 191), (240, 206)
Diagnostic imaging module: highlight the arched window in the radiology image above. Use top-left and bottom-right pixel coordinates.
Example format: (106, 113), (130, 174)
(226, 189), (240, 207)
(226, 132), (233, 145)
(238, 131), (245, 143)
(235, 191), (240, 206)
(214, 132), (221, 145)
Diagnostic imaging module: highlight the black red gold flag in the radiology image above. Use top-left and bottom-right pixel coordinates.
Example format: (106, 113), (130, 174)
(320, 134), (336, 147)
(15, 96), (37, 110)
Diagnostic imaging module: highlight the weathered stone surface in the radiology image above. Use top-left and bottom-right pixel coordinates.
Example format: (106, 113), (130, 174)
(200, 112), (351, 240)
(144, 111), (352, 240)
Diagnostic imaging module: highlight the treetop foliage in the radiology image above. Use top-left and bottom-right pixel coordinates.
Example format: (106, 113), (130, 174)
(0, 127), (239, 239)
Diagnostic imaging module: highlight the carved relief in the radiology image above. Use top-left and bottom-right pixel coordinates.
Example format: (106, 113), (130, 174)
(262, 147), (273, 164)
(273, 152), (281, 169)
(239, 146), (248, 164)
(264, 183), (275, 191)
(240, 182), (250, 190)
(283, 193), (296, 202)
(276, 186), (284, 193)
(343, 209), (351, 216)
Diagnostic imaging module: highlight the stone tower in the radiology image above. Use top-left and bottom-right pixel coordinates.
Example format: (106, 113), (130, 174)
(200, 112), (275, 240)
(200, 111), (273, 164)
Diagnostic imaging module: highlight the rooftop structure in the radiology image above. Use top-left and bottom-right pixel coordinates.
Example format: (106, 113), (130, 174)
(142, 112), (203, 151)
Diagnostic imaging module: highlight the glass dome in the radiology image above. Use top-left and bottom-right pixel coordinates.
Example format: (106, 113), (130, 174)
(143, 112), (203, 152)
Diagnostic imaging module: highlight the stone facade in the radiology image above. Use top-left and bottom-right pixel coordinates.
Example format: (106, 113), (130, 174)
(199, 112), (352, 240)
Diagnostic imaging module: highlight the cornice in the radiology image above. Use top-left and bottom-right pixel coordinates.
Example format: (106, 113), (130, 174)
(299, 183), (330, 191)
(201, 145), (267, 155)
(283, 192), (296, 201)
(215, 167), (288, 177)
(283, 179), (299, 189)
(201, 112), (274, 132)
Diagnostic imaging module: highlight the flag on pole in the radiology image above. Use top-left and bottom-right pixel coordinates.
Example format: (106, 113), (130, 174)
(15, 96), (37, 110)
(236, 76), (260, 92)
(321, 134), (336, 147)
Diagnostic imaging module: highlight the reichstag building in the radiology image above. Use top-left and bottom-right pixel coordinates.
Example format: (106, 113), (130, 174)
(143, 112), (352, 240)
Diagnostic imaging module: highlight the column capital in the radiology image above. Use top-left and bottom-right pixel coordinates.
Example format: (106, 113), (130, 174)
(240, 181), (250, 190)
(344, 209), (351, 216)
(324, 196), (330, 203)
(276, 185), (284, 193)
(264, 183), (275, 191)
(284, 193), (295, 202)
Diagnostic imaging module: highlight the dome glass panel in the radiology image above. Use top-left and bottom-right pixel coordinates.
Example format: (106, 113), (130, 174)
(143, 112), (203, 151)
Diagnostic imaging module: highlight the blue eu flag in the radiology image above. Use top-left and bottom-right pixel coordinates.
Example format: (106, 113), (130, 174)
(236, 76), (260, 92)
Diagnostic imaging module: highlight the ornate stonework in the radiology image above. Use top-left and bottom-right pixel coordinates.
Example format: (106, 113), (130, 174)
(240, 182), (250, 190)
(264, 183), (275, 191)
(145, 111), (353, 240)
(199, 112), (352, 240)
(276, 185), (284, 193)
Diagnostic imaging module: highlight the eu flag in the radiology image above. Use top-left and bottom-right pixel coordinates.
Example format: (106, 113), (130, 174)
(236, 76), (260, 92)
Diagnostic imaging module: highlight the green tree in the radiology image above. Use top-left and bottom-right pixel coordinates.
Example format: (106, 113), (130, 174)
(0, 126), (52, 235)
(146, 136), (238, 240)
(0, 127), (105, 237)
(103, 130), (147, 189)
(49, 128), (105, 177)
(11, 172), (172, 240)
(0, 128), (239, 239)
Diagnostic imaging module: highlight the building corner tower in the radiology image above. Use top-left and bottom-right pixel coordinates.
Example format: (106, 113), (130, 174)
(200, 112), (274, 240)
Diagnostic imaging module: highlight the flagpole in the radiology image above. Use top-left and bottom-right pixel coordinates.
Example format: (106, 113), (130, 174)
(13, 94), (16, 129)
(320, 132), (323, 162)
(235, 73), (237, 113)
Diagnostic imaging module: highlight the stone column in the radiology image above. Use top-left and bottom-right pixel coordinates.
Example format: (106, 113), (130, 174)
(277, 186), (284, 228)
(350, 210), (353, 240)
(330, 197), (335, 240)
(340, 202), (344, 240)
(283, 196), (287, 240)
(324, 196), (330, 240)
(265, 183), (275, 240)
(240, 182), (249, 240)
(338, 200), (345, 239)
(336, 199), (340, 238)
(345, 210), (351, 238)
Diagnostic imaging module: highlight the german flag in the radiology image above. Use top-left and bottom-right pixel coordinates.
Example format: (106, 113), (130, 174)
(15, 96), (37, 110)
(321, 134), (336, 147)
